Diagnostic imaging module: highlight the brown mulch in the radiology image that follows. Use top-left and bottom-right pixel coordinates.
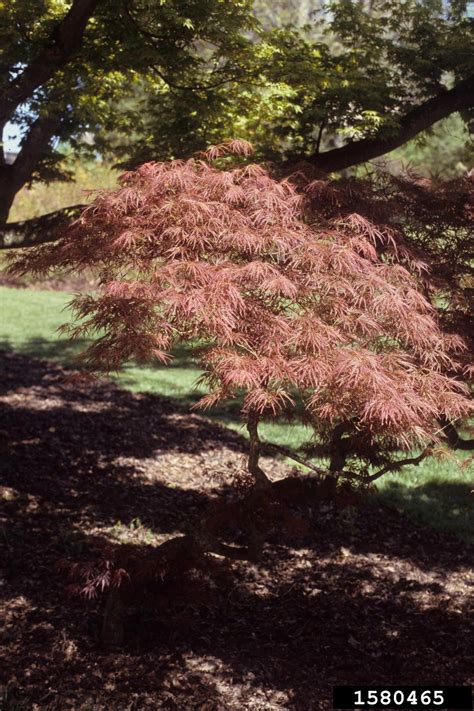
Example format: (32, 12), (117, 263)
(0, 350), (473, 710)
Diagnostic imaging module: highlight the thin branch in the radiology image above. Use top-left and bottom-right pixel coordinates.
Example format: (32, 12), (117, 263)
(123, 0), (170, 45)
(151, 64), (242, 93)
(368, 448), (432, 483)
(262, 440), (365, 481)
(246, 413), (271, 488)
(314, 118), (326, 155)
(263, 439), (436, 485)
(438, 418), (474, 451)
(207, 540), (256, 561)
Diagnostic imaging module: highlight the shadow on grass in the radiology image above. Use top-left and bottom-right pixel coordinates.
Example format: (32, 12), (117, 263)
(0, 336), (245, 420)
(0, 337), (201, 370)
(0, 337), (308, 455)
(0, 336), (90, 367)
(376, 480), (474, 544)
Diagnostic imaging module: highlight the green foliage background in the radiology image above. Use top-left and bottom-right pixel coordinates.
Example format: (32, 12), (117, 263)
(2, 0), (472, 186)
(9, 112), (471, 221)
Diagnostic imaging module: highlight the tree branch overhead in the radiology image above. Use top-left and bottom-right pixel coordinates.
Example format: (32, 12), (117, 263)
(308, 75), (474, 173)
(0, 0), (101, 126)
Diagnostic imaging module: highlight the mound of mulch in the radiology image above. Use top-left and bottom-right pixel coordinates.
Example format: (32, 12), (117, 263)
(0, 350), (472, 710)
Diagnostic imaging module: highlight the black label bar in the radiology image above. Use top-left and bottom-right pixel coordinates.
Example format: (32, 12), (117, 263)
(333, 686), (472, 709)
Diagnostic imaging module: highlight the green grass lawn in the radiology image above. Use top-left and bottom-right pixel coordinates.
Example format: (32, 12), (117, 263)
(0, 285), (472, 542)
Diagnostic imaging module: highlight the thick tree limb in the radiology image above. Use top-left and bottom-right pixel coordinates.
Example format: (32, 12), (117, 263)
(0, 0), (101, 126)
(0, 205), (84, 250)
(307, 75), (474, 173)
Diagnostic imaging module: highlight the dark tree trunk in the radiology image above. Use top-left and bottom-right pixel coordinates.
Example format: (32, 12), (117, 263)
(323, 423), (350, 496)
(0, 167), (18, 226)
(0, 115), (70, 245)
(0, 0), (99, 238)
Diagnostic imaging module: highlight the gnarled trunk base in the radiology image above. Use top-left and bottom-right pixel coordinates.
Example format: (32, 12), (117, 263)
(98, 472), (356, 645)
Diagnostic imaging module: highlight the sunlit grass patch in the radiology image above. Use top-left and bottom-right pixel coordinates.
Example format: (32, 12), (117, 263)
(0, 285), (472, 541)
(105, 517), (165, 546)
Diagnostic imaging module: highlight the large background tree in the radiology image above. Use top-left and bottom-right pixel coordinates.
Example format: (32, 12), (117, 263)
(0, 0), (255, 233)
(95, 0), (474, 169)
(1, 0), (473, 249)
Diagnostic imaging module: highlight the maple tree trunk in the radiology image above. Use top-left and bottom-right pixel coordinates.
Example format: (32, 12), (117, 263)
(324, 423), (349, 496)
(101, 589), (126, 646)
(0, 168), (18, 226)
(246, 413), (272, 488)
(99, 463), (343, 645)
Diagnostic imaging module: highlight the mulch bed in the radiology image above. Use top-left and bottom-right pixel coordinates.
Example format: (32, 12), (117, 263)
(0, 350), (473, 710)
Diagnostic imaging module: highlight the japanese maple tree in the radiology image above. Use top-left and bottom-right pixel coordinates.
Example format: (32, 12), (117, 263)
(11, 140), (472, 484)
(11, 140), (473, 643)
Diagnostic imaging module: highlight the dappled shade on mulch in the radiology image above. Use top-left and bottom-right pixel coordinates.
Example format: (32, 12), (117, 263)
(0, 351), (472, 710)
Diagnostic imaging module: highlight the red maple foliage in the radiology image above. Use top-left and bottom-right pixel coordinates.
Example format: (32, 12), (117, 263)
(11, 142), (473, 641)
(10, 140), (472, 478)
(301, 170), (473, 364)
